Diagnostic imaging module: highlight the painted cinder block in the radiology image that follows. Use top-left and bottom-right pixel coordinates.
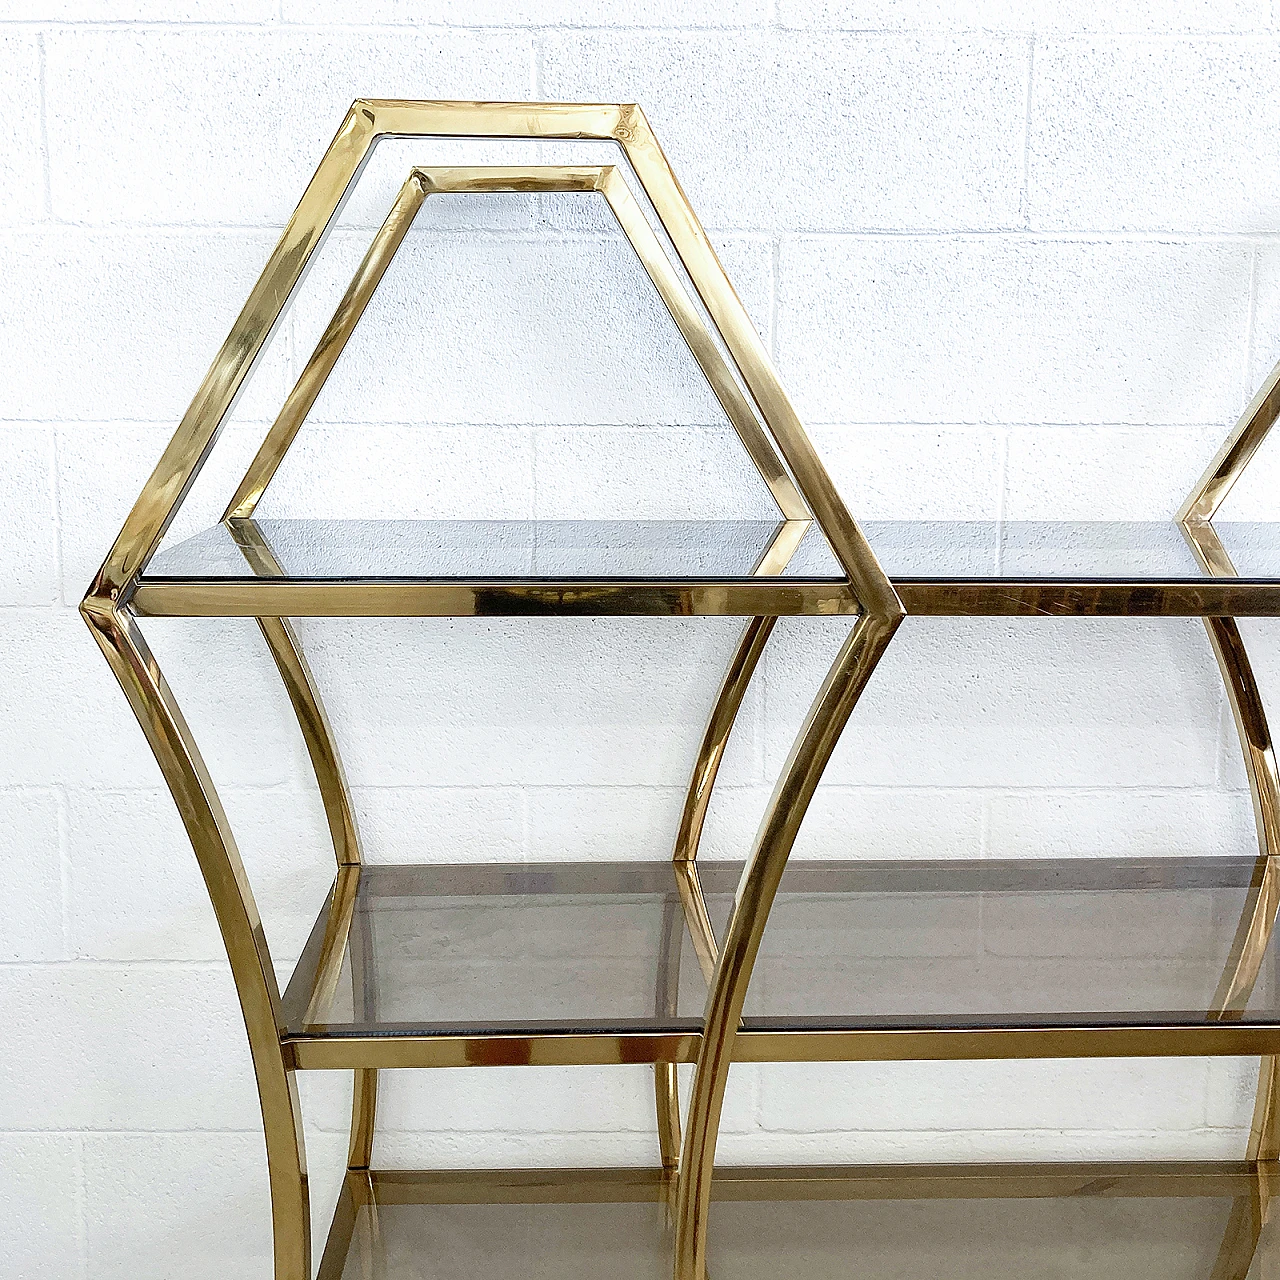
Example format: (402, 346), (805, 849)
(43, 28), (536, 226)
(776, 236), (1252, 426)
(0, 1134), (85, 1280)
(0, 34), (43, 228)
(775, 0), (1273, 31)
(0, 232), (290, 422)
(1030, 38), (1280, 232)
(0, 789), (65, 962)
(0, 427), (56, 605)
(764, 615), (1222, 789)
(0, 964), (260, 1131)
(65, 786), (334, 963)
(541, 32), (1030, 232)
(284, 0), (769, 25)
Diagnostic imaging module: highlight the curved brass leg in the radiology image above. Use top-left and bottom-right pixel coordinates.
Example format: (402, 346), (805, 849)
(1182, 522), (1280, 1169)
(655, 895), (685, 1187)
(1202, 614), (1280, 1016)
(229, 520), (378, 1171)
(258, 616), (362, 869)
(1253, 1058), (1280, 1164)
(672, 610), (899, 1280)
(257, 616), (380, 1168)
(348, 874), (379, 1172)
(83, 603), (310, 1280)
(669, 518), (809, 979)
(266, 615), (379, 1169)
(1181, 520), (1280, 1275)
(673, 615), (776, 983)
(673, 617), (776, 869)
(663, 525), (810, 1174)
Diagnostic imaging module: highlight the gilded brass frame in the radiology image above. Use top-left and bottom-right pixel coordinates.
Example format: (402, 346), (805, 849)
(1179, 355), (1280, 1272)
(84, 97), (1280, 1280)
(83, 100), (903, 1280)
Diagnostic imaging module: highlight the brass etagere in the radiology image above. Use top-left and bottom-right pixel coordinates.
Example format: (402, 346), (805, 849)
(86, 100), (1280, 1280)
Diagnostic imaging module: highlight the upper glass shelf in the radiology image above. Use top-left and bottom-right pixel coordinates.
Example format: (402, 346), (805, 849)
(146, 518), (843, 581)
(145, 518), (1280, 582)
(132, 518), (1280, 617)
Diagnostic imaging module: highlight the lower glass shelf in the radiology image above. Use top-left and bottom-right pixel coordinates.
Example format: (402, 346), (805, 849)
(317, 1162), (1275, 1280)
(281, 857), (1280, 1066)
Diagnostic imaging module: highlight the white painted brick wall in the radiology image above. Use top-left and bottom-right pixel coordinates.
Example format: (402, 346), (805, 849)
(2, 5), (1279, 1276)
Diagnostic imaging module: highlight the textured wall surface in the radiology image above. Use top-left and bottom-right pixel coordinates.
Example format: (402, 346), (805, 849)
(5, 3), (1280, 1276)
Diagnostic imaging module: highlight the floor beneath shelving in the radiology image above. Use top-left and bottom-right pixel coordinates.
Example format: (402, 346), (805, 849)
(318, 1163), (1278, 1279)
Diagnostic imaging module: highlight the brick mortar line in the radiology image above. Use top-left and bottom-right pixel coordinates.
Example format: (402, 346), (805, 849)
(10, 225), (1280, 240)
(8, 418), (1249, 428)
(7, 20), (1280, 35)
(14, 780), (1253, 796)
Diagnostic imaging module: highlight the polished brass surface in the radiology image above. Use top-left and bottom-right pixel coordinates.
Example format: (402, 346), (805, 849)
(93, 97), (900, 613)
(593, 165), (806, 522)
(894, 578), (1280, 617)
(1181, 357), (1280, 525)
(671, 615), (773, 983)
(225, 171), (430, 522)
(283, 856), (1280, 1052)
(338, 1159), (1264, 1204)
(87, 96), (1280, 1280)
(670, 521), (805, 984)
(348, 868), (380, 1172)
(1180, 369), (1280, 1272)
(285, 1032), (702, 1070)
(133, 562), (1280, 619)
(231, 519), (378, 1174)
(674, 860), (720, 987)
(80, 601), (311, 1280)
(84, 100), (898, 1280)
(129, 576), (861, 618)
(672, 614), (776, 867)
(304, 864), (361, 1027)
(1254, 1061), (1280, 1165)
(655, 898), (685, 1178)
(1212, 847), (1280, 1017)
(1182, 523), (1280, 1017)
(674, 610), (900, 1280)
(284, 1023), (1280, 1071)
(230, 521), (363, 869)
(349, 1066), (378, 1172)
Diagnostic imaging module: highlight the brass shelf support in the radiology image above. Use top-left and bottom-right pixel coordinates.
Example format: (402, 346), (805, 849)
(1182, 358), (1280, 1275)
(84, 101), (901, 1280)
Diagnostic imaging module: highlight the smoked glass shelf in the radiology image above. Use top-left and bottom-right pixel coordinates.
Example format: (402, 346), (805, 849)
(282, 858), (1280, 1071)
(86, 100), (1280, 1280)
(317, 1164), (1274, 1280)
(135, 516), (1280, 619)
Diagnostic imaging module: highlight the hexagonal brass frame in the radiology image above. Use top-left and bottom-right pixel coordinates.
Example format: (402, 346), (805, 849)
(81, 100), (904, 1280)
(80, 96), (1280, 1280)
